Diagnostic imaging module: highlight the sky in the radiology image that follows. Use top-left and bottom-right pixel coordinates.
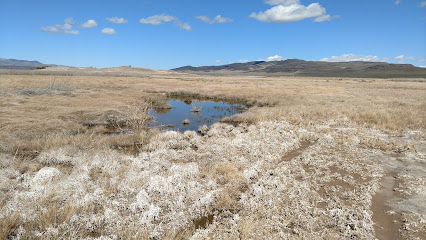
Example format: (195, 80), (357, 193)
(0, 0), (425, 69)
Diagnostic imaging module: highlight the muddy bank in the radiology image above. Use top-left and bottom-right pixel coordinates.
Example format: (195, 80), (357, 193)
(371, 150), (426, 240)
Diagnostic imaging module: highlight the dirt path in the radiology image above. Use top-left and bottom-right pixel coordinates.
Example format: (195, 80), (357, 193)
(371, 168), (404, 239)
(371, 149), (426, 240)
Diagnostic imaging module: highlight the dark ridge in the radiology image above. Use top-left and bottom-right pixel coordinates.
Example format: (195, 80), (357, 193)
(0, 58), (59, 69)
(172, 59), (426, 78)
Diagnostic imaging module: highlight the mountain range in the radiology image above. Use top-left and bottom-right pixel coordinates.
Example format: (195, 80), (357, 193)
(173, 59), (426, 78)
(0, 58), (58, 69)
(1, 58), (425, 78)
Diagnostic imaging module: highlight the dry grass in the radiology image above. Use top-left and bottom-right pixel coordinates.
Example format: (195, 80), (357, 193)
(0, 75), (160, 156)
(0, 71), (425, 239)
(1, 75), (424, 155)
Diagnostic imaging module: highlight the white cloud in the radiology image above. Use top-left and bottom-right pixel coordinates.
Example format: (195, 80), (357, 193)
(101, 28), (117, 34)
(106, 17), (128, 24)
(196, 16), (211, 23)
(394, 0), (402, 5)
(55, 23), (72, 30)
(216, 60), (222, 63)
(64, 30), (79, 35)
(250, 3), (328, 23)
(175, 21), (192, 31)
(265, 0), (300, 6)
(196, 15), (233, 24)
(41, 21), (79, 35)
(64, 18), (75, 24)
(211, 15), (233, 23)
(320, 54), (388, 62)
(79, 20), (97, 28)
(139, 14), (191, 31)
(394, 55), (405, 60)
(41, 26), (60, 34)
(421, 2), (426, 7)
(139, 14), (177, 25)
(314, 14), (331, 22)
(261, 55), (285, 61)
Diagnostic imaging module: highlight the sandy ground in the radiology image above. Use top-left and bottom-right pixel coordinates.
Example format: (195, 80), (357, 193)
(0, 68), (425, 239)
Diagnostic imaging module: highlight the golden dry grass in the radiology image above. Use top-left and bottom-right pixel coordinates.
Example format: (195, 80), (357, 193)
(0, 73), (424, 177)
(0, 71), (425, 239)
(0, 74), (423, 165)
(1, 74), (424, 157)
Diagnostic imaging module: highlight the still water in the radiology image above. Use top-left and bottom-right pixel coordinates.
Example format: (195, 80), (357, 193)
(149, 100), (245, 132)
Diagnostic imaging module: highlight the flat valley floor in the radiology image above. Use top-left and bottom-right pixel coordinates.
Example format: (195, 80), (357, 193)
(0, 69), (425, 239)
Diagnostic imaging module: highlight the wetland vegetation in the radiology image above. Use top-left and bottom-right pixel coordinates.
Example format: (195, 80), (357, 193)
(0, 68), (425, 239)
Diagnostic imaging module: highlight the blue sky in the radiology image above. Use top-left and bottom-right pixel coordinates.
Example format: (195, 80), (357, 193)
(0, 0), (425, 69)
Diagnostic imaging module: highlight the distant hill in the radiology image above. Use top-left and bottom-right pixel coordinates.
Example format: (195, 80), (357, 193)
(173, 59), (426, 78)
(0, 58), (58, 69)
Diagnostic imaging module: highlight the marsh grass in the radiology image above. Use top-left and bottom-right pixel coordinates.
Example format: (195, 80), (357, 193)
(15, 77), (75, 96)
(0, 71), (425, 239)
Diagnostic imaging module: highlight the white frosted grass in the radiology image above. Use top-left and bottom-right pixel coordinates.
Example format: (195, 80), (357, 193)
(0, 121), (305, 238)
(2, 120), (422, 238)
(36, 147), (81, 165)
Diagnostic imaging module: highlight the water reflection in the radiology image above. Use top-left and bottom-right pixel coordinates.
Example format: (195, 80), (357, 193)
(150, 100), (245, 132)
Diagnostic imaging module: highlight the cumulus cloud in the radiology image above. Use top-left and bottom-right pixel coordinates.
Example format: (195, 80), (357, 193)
(101, 28), (117, 34)
(64, 18), (75, 24)
(258, 55), (285, 61)
(421, 2), (426, 7)
(41, 18), (79, 35)
(266, 55), (285, 61)
(196, 15), (233, 24)
(79, 19), (97, 28)
(139, 14), (191, 31)
(216, 60), (222, 63)
(106, 17), (128, 24)
(139, 14), (177, 25)
(250, 2), (331, 23)
(320, 54), (389, 62)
